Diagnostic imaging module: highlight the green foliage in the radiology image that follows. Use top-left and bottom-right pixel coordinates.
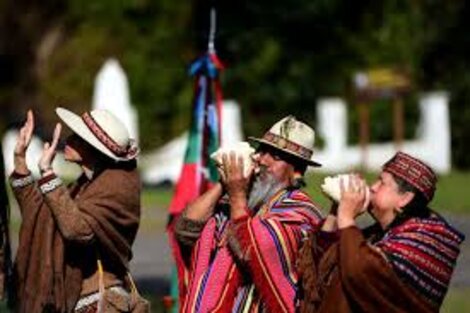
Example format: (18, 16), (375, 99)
(2, 1), (470, 167)
(347, 95), (420, 144)
(31, 0), (196, 148)
(213, 1), (461, 148)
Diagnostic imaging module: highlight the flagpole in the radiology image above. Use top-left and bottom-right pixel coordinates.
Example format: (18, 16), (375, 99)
(208, 7), (216, 54)
(167, 6), (224, 313)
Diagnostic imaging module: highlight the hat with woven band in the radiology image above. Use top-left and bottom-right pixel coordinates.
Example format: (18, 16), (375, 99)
(383, 152), (437, 201)
(249, 115), (321, 167)
(56, 107), (139, 161)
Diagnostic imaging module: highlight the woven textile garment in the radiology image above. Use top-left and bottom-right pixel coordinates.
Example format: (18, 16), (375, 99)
(297, 215), (464, 313)
(171, 189), (323, 313)
(376, 216), (465, 308)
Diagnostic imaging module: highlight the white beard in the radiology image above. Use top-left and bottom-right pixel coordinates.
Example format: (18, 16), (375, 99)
(247, 171), (285, 211)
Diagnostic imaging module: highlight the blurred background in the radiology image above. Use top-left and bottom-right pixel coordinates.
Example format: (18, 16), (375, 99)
(1, 1), (469, 312)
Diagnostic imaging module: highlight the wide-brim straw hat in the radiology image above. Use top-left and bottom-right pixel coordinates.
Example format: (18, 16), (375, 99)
(249, 115), (321, 167)
(56, 107), (139, 162)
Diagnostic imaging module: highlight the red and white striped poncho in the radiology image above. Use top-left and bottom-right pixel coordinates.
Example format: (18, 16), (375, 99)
(170, 188), (323, 313)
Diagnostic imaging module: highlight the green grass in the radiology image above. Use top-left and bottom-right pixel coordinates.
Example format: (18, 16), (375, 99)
(441, 288), (470, 313)
(432, 171), (470, 214)
(142, 187), (173, 211)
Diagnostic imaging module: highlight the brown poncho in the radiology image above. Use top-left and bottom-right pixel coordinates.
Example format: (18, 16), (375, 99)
(10, 165), (140, 313)
(297, 225), (439, 313)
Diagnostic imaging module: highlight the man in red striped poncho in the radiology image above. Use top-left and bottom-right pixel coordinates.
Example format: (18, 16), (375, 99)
(169, 116), (324, 312)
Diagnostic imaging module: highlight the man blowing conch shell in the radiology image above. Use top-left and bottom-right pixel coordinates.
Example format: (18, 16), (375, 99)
(169, 116), (325, 312)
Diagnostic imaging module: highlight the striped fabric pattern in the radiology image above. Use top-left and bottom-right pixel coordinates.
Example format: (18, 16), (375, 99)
(375, 217), (465, 308)
(175, 189), (322, 313)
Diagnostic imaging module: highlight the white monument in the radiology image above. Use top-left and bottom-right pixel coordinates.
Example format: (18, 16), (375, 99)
(314, 91), (451, 173)
(2, 88), (451, 182)
(92, 58), (139, 142)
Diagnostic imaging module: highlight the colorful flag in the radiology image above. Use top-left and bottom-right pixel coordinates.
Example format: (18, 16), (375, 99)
(168, 52), (224, 216)
(166, 51), (224, 312)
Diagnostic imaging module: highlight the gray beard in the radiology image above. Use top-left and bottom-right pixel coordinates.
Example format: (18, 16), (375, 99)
(247, 172), (285, 211)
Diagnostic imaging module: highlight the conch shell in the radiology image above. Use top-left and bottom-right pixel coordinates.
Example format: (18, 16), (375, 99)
(210, 141), (256, 177)
(321, 174), (370, 210)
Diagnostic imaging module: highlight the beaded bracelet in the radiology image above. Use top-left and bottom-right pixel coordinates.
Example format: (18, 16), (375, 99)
(10, 175), (34, 188)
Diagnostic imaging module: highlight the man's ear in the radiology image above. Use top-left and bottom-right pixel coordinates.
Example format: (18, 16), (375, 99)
(289, 169), (306, 188)
(398, 191), (415, 209)
(291, 170), (302, 181)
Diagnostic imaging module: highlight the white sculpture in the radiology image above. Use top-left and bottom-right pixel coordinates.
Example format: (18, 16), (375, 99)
(92, 58), (139, 143)
(314, 92), (451, 173)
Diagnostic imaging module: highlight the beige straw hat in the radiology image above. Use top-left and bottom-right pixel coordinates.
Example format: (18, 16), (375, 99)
(249, 115), (321, 167)
(56, 107), (139, 161)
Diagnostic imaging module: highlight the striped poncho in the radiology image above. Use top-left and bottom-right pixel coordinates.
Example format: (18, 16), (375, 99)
(375, 216), (465, 308)
(171, 188), (323, 313)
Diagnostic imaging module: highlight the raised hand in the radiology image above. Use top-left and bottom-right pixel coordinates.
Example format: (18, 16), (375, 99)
(14, 110), (35, 174)
(222, 152), (252, 219)
(38, 123), (62, 175)
(337, 174), (369, 229)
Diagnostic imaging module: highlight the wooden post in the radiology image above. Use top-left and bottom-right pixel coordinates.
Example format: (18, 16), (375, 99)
(393, 97), (404, 149)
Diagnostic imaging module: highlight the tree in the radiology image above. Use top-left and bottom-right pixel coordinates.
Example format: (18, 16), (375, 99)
(1, 1), (470, 168)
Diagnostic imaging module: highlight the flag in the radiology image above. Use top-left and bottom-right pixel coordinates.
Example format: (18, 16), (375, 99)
(166, 51), (224, 312)
(168, 52), (224, 216)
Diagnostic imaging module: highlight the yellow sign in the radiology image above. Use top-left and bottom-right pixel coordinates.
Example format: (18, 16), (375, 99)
(354, 68), (411, 91)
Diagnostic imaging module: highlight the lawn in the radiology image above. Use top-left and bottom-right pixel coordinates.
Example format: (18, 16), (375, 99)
(441, 288), (470, 313)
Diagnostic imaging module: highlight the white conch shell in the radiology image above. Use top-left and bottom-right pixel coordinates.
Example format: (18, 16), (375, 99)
(321, 174), (370, 210)
(321, 174), (350, 202)
(210, 141), (256, 177)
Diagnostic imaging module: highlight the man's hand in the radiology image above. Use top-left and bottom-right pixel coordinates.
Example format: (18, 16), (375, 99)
(222, 152), (252, 219)
(38, 123), (61, 176)
(337, 174), (369, 229)
(14, 110), (35, 174)
(321, 203), (339, 232)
